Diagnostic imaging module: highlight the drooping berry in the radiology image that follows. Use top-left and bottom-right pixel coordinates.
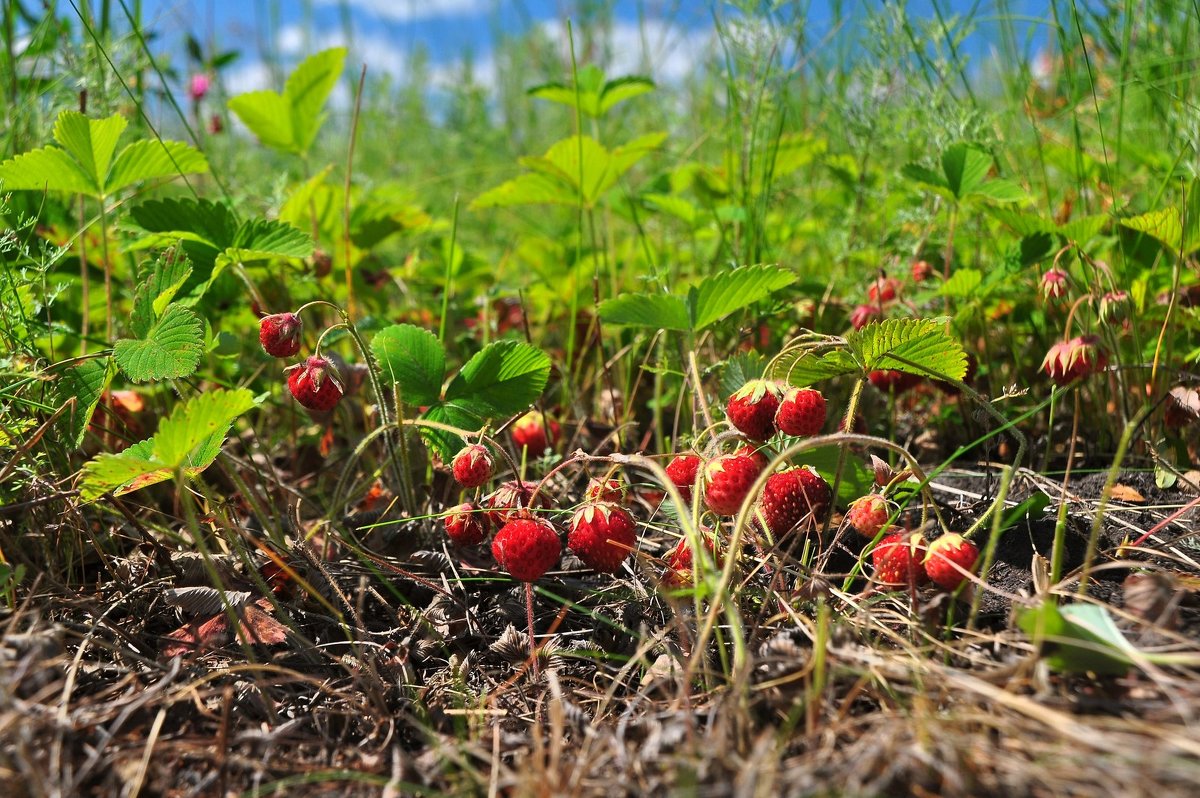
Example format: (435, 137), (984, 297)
(259, 312), (303, 358)
(922, 533), (980, 590)
(911, 259), (932, 282)
(703, 454), (762, 515)
(868, 276), (900, 303)
(1098, 290), (1130, 325)
(1040, 266), (1069, 300)
(725, 380), (785, 441)
(568, 503), (638, 573)
(872, 531), (929, 587)
(665, 454), (703, 503)
(452, 444), (495, 488)
(492, 516), (561, 582)
(285, 355), (344, 412)
(1041, 335), (1108, 386)
(733, 441), (771, 471)
(775, 387), (827, 437)
(846, 494), (891, 538)
(444, 502), (490, 546)
(482, 480), (553, 527)
(662, 534), (722, 587)
(584, 477), (626, 505)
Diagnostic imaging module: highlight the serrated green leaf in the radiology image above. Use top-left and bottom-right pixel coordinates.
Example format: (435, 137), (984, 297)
(1058, 214), (1108, 244)
(54, 111), (126, 188)
(228, 90), (294, 151)
(900, 162), (948, 193)
(131, 198), (238, 247)
(224, 217), (314, 262)
(372, 324), (446, 406)
(720, 353), (766, 398)
(470, 172), (579, 209)
(0, 146), (94, 194)
(848, 318), (967, 381)
(78, 447), (164, 501)
(131, 253), (193, 337)
(598, 76), (655, 115)
(154, 388), (257, 467)
(285, 47), (347, 153)
(939, 269), (982, 298)
(599, 293), (691, 331)
(1019, 233), (1056, 266)
(420, 401), (485, 464)
(690, 264), (796, 331)
(105, 139), (208, 194)
(113, 304), (204, 382)
(642, 193), (698, 225)
(941, 142), (993, 199)
(444, 340), (551, 416)
(769, 348), (859, 387)
(56, 358), (116, 449)
(969, 177), (1024, 203)
(1121, 207), (1184, 254)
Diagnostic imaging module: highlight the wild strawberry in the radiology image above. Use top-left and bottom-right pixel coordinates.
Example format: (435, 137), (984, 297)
(188, 73), (210, 101)
(725, 380), (785, 441)
(850, 304), (882, 330)
(1041, 335), (1107, 386)
(871, 531), (929, 587)
(911, 259), (932, 282)
(846, 494), (891, 538)
(444, 502), (490, 546)
(584, 477), (626, 504)
(482, 480), (552, 527)
(733, 441), (771, 471)
(1098, 290), (1130, 325)
(452, 444), (494, 488)
(703, 454), (762, 515)
(662, 534), (722, 586)
(868, 369), (921, 394)
(258, 312), (303, 358)
(792, 466), (833, 518)
(775, 387), (826, 437)
(568, 503), (637, 573)
(758, 470), (807, 538)
(665, 453), (703, 502)
(922, 533), (979, 590)
(868, 276), (900, 303)
(492, 516), (561, 582)
(285, 355), (343, 412)
(1040, 266), (1069, 300)
(512, 410), (557, 455)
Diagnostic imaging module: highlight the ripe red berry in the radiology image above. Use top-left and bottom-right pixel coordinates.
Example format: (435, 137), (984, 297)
(846, 494), (891, 538)
(444, 502), (490, 546)
(792, 465), (833, 518)
(665, 454), (703, 502)
(259, 312), (302, 358)
(725, 380), (785, 441)
(1041, 335), (1108, 386)
(512, 410), (557, 455)
(703, 454), (762, 515)
(871, 531), (929, 587)
(758, 470), (808, 538)
(584, 477), (626, 505)
(568, 503), (637, 573)
(285, 355), (344, 412)
(733, 441), (770, 471)
(452, 444), (494, 488)
(911, 259), (932, 282)
(662, 534), (722, 586)
(850, 303), (882, 330)
(775, 387), (827, 437)
(492, 516), (561, 582)
(482, 480), (552, 527)
(867, 276), (900, 303)
(922, 533), (980, 590)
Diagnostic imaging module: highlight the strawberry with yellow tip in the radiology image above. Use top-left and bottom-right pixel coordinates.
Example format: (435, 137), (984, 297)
(871, 530), (929, 587)
(923, 533), (980, 590)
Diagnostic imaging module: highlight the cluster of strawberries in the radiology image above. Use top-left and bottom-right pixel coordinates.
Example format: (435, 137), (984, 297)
(845, 495), (980, 590)
(260, 312), (345, 411)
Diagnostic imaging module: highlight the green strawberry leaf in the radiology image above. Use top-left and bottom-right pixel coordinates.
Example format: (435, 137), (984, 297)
(372, 323), (446, 407)
(113, 304), (205, 382)
(848, 318), (967, 381)
(444, 340), (551, 417)
(56, 357), (116, 449)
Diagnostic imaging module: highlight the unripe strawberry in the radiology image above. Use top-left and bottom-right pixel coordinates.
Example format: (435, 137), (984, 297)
(482, 480), (552, 527)
(725, 380), (785, 441)
(259, 312), (302, 358)
(703, 454), (762, 515)
(846, 494), (890, 538)
(568, 503), (637, 573)
(850, 303), (882, 330)
(1040, 266), (1069, 300)
(492, 516), (561, 582)
(1041, 335), (1107, 386)
(922, 533), (979, 590)
(452, 444), (494, 488)
(512, 410), (557, 455)
(444, 502), (490, 546)
(775, 387), (826, 437)
(584, 477), (626, 505)
(871, 531), (929, 587)
(285, 355), (343, 412)
(1098, 290), (1130, 325)
(665, 453), (703, 502)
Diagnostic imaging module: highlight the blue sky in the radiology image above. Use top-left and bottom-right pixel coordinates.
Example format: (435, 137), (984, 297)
(139, 0), (1061, 94)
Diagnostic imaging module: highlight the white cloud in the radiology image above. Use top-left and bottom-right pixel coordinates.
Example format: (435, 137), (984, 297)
(314, 0), (487, 22)
(223, 59), (274, 95)
(275, 24), (409, 80)
(537, 19), (715, 84)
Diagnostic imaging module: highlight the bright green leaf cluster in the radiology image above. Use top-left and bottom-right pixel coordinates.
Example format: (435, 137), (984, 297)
(227, 47), (347, 156)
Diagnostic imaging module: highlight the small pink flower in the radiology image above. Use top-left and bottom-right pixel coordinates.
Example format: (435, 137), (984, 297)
(1040, 267), (1069, 300)
(188, 73), (211, 102)
(850, 303), (882, 330)
(1041, 335), (1107, 386)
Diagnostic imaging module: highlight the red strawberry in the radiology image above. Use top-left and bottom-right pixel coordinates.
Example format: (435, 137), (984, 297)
(259, 312), (303, 358)
(867, 276), (900, 303)
(868, 369), (921, 394)
(792, 466), (833, 518)
(911, 259), (932, 282)
(452, 444), (494, 488)
(444, 502), (490, 546)
(846, 494), (890, 538)
(662, 534), (722, 586)
(703, 454), (762, 515)
(725, 380), (785, 441)
(285, 355), (344, 412)
(512, 410), (558, 455)
(584, 477), (626, 505)
(665, 454), (703, 502)
(1041, 335), (1107, 386)
(850, 303), (882, 330)
(568, 503), (637, 573)
(775, 387), (826, 437)
(871, 531), (929, 587)
(733, 441), (770, 471)
(922, 533), (980, 590)
(492, 516), (561, 581)
(482, 480), (552, 527)
(758, 470), (808, 537)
